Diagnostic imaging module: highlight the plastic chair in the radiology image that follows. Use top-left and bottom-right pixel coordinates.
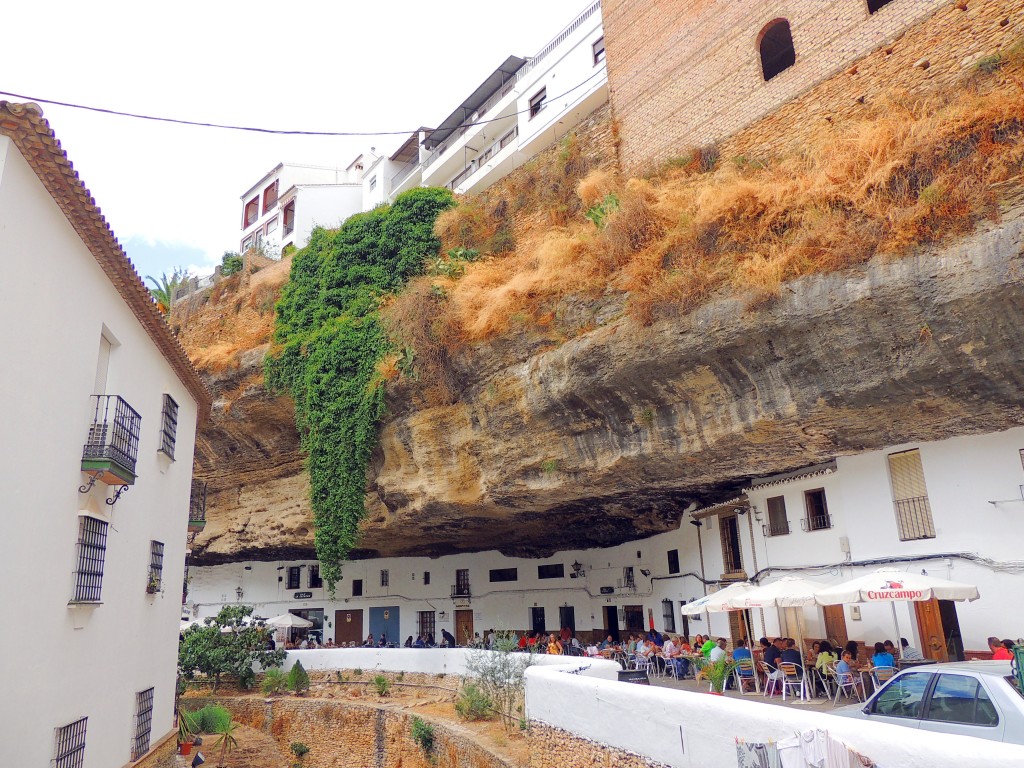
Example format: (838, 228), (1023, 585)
(871, 665), (896, 689)
(760, 661), (782, 697)
(779, 662), (807, 701)
(733, 658), (758, 695)
(829, 664), (865, 707)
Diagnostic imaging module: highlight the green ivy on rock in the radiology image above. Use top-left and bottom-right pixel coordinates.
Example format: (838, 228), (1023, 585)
(265, 187), (455, 591)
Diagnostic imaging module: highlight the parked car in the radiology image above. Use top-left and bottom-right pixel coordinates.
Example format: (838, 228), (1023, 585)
(833, 661), (1024, 744)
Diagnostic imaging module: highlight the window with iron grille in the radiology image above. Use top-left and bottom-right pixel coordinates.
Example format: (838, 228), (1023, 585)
(287, 567), (301, 590)
(131, 687), (154, 760)
(667, 549), (680, 575)
(662, 599), (676, 633)
(765, 496), (790, 536)
(622, 566), (636, 590)
(417, 610), (436, 640)
(380, 569), (389, 587)
(309, 565), (322, 589)
(803, 489), (832, 531)
(148, 541), (164, 593)
(73, 516), (108, 603)
(887, 449), (936, 541)
(423, 571), (430, 585)
(53, 717), (88, 768)
(538, 563), (564, 579)
(158, 394), (178, 459)
(352, 579), (363, 597)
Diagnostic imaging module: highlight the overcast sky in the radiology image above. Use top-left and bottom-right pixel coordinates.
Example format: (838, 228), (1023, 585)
(2, 0), (591, 280)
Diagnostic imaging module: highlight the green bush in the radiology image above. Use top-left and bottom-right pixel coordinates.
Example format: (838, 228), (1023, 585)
(455, 682), (493, 721)
(262, 667), (287, 695)
(288, 660), (310, 694)
(221, 251), (243, 276)
(290, 742), (310, 758)
(194, 704), (231, 734)
(585, 193), (620, 229)
(372, 674), (391, 697)
(265, 187), (455, 591)
(410, 716), (435, 757)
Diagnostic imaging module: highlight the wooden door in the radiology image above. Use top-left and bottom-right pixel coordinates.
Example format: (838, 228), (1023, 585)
(455, 609), (474, 646)
(334, 609), (363, 646)
(822, 605), (848, 647)
(915, 599), (949, 662)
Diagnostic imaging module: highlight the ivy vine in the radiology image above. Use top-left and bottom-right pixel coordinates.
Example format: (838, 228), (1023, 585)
(265, 187), (455, 591)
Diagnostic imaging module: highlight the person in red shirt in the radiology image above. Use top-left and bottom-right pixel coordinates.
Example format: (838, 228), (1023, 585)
(991, 636), (1013, 660)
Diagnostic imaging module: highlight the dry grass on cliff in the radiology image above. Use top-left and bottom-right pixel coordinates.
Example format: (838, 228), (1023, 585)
(385, 57), (1024, 356)
(173, 264), (290, 373)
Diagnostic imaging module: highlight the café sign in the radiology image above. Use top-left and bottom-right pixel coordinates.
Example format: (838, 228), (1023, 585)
(294, 591), (313, 599)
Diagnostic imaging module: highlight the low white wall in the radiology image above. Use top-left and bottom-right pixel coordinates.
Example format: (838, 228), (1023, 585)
(282, 648), (619, 680)
(524, 666), (1024, 768)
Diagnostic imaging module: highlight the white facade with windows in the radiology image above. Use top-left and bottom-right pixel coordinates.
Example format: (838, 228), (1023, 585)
(239, 161), (366, 254)
(188, 425), (1024, 659)
(0, 103), (209, 768)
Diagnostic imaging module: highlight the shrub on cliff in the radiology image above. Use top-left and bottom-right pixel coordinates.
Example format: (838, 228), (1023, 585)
(288, 659), (310, 695)
(178, 605), (285, 692)
(266, 187), (455, 591)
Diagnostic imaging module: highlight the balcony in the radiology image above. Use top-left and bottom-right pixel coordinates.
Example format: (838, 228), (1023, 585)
(763, 520), (791, 537)
(188, 479), (207, 533)
(451, 584), (471, 599)
(81, 395), (141, 486)
(894, 496), (936, 541)
(801, 514), (833, 532)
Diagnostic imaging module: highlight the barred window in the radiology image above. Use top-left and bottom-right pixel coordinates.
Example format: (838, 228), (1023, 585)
(423, 571), (430, 586)
(662, 598), (676, 633)
(380, 569), (390, 587)
(54, 717), (88, 768)
(888, 449), (936, 540)
(73, 516), (108, 603)
(131, 688), (154, 760)
(309, 564), (322, 589)
(148, 541), (164, 593)
(287, 567), (301, 590)
(417, 610), (436, 640)
(158, 395), (178, 459)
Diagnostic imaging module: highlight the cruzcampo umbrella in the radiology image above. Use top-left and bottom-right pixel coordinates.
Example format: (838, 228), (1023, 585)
(265, 613), (314, 628)
(683, 581), (758, 614)
(814, 568), (980, 605)
(733, 576), (826, 609)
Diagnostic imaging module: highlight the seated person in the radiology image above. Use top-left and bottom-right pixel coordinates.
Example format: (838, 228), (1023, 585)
(600, 634), (616, 651)
(700, 636), (717, 657)
(404, 636), (413, 648)
(546, 633), (563, 655)
(899, 637), (922, 660)
(413, 635), (425, 648)
(764, 637), (785, 680)
(781, 638), (803, 676)
(732, 639), (752, 685)
(363, 633), (375, 647)
(990, 636), (1013, 660)
(806, 640), (821, 665)
(872, 641), (895, 669)
(836, 650), (856, 685)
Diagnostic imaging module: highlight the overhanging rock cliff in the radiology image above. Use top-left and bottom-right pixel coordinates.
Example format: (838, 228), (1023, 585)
(190, 206), (1024, 564)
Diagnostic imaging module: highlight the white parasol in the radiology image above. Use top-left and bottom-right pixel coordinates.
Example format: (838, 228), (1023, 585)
(265, 613), (314, 628)
(814, 568), (980, 605)
(683, 581), (758, 614)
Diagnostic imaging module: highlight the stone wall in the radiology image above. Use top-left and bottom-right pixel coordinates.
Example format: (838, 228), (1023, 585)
(604, 0), (1022, 172)
(121, 729), (177, 768)
(184, 696), (514, 768)
(528, 723), (666, 768)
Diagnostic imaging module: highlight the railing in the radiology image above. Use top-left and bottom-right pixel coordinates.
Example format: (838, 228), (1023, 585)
(424, 80), (518, 169)
(83, 395), (141, 477)
(894, 496), (936, 540)
(801, 514), (833, 532)
(189, 479), (207, 531)
(445, 126), (519, 191)
(390, 161), (420, 191)
(451, 584), (471, 599)
(763, 520), (791, 537)
(516, 0), (601, 83)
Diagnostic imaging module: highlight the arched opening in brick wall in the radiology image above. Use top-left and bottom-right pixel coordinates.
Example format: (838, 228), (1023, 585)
(758, 19), (796, 81)
(867, 0), (896, 13)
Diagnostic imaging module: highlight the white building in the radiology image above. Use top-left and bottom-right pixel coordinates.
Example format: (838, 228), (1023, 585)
(0, 101), (211, 768)
(239, 160), (367, 254)
(189, 425), (1024, 660)
(418, 0), (606, 196)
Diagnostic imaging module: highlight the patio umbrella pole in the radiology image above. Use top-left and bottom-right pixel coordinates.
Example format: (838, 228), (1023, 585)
(890, 602), (902, 646)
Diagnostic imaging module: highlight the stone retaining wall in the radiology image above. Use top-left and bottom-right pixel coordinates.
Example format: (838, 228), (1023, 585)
(184, 696), (514, 768)
(121, 728), (177, 768)
(528, 722), (667, 768)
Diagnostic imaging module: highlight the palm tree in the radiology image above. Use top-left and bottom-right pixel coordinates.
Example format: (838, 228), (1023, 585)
(212, 720), (240, 766)
(145, 268), (191, 314)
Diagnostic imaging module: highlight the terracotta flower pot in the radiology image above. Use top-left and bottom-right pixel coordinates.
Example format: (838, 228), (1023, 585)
(708, 690), (725, 696)
(180, 742), (193, 756)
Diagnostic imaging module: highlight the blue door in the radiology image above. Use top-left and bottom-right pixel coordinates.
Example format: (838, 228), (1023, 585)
(369, 606), (400, 645)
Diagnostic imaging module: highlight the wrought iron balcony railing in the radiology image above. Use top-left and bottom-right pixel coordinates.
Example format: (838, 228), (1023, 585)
(81, 395), (141, 486)
(763, 520), (791, 537)
(451, 584), (471, 599)
(188, 479), (207, 532)
(894, 496), (936, 541)
(801, 514), (833, 532)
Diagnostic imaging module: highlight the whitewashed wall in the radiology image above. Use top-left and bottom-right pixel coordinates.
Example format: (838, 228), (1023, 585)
(525, 665), (1024, 768)
(0, 136), (200, 768)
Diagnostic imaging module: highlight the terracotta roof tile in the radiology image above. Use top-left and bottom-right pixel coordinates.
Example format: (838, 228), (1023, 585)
(0, 101), (212, 421)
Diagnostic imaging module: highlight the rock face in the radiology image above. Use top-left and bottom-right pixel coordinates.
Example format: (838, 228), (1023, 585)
(190, 206), (1024, 565)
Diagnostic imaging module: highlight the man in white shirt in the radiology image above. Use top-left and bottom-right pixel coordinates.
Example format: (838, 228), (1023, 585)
(709, 637), (728, 663)
(899, 637), (923, 660)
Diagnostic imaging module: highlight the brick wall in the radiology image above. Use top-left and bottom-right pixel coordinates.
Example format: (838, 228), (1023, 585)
(604, 0), (1020, 172)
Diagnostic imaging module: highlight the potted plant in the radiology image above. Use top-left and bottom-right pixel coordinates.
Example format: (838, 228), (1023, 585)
(697, 658), (738, 695)
(146, 573), (160, 594)
(177, 711), (198, 755)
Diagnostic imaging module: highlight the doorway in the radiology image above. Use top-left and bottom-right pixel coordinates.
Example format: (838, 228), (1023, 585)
(290, 609), (324, 644)
(822, 605), (848, 647)
(530, 607), (546, 635)
(603, 606), (620, 641)
(558, 606), (576, 634)
(368, 606), (400, 646)
(455, 609), (474, 645)
(334, 609), (363, 646)
(915, 599), (964, 661)
(624, 605), (644, 634)
(720, 515), (743, 574)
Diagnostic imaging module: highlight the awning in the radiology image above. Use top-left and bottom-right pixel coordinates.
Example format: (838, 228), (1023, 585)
(691, 495), (749, 520)
(749, 460), (837, 489)
(424, 56), (526, 148)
